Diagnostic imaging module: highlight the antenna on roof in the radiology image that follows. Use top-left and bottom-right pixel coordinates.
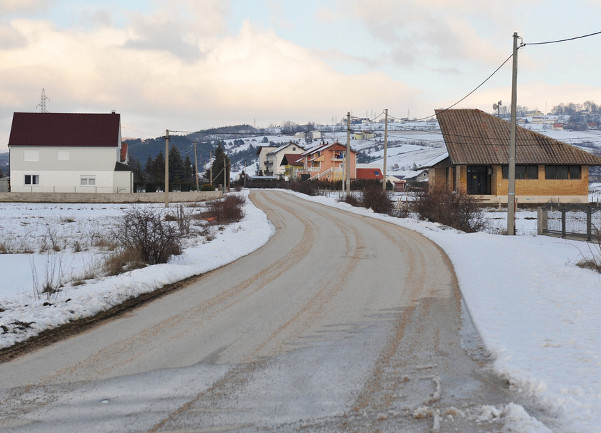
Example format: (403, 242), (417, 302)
(36, 88), (49, 113)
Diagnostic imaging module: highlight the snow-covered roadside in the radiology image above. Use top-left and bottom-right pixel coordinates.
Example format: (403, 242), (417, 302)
(2, 189), (600, 432)
(0, 191), (274, 348)
(283, 190), (601, 433)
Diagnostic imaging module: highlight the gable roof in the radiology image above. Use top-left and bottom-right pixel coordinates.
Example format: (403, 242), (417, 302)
(267, 142), (304, 156)
(301, 141), (355, 156)
(281, 153), (303, 166)
(435, 109), (601, 166)
(8, 112), (121, 147)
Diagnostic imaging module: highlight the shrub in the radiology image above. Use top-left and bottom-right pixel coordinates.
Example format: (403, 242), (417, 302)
(201, 183), (215, 191)
(206, 194), (246, 225)
(290, 181), (316, 196)
(340, 194), (360, 207)
(114, 207), (182, 265)
(104, 247), (146, 276)
(361, 185), (394, 214)
(414, 186), (484, 233)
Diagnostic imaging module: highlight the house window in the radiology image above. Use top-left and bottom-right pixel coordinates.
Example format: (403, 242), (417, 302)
(80, 176), (96, 186)
(24, 151), (39, 162)
(545, 165), (581, 179)
(58, 150), (70, 161)
(24, 174), (39, 185)
(502, 165), (538, 179)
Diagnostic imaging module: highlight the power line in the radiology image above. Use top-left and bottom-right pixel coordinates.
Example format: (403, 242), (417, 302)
(523, 30), (601, 46)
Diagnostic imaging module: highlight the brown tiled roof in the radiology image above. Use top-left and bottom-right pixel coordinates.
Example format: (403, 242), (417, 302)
(8, 112), (121, 147)
(435, 109), (601, 165)
(281, 153), (303, 166)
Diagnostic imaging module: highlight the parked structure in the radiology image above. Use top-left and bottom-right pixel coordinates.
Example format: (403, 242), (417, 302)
(297, 142), (357, 181)
(256, 142), (304, 177)
(8, 112), (132, 193)
(356, 166), (383, 180)
(429, 109), (601, 204)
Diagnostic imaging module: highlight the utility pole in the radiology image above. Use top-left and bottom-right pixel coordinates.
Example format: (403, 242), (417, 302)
(346, 112), (351, 196)
(164, 129), (170, 208)
(223, 158), (227, 194)
(507, 32), (519, 235)
(383, 108), (388, 191)
(193, 140), (199, 191)
(209, 150), (213, 186)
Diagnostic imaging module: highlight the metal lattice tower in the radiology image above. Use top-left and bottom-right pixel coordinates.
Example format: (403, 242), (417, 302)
(37, 88), (49, 112)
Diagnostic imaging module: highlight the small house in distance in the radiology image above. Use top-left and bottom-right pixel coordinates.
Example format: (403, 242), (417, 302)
(256, 142), (304, 177)
(8, 112), (132, 193)
(429, 109), (601, 204)
(297, 142), (357, 181)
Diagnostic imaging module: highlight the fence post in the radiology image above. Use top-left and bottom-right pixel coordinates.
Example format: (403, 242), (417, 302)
(561, 206), (566, 238)
(537, 207), (547, 235)
(587, 204), (592, 241)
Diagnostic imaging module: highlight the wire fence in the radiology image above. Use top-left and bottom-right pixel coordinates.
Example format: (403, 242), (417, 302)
(539, 203), (601, 240)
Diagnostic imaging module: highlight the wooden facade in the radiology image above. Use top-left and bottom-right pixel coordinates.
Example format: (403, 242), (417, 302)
(430, 109), (601, 203)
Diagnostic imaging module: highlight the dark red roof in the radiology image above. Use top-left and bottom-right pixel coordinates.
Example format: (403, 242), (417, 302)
(8, 112), (121, 147)
(281, 153), (303, 166)
(356, 168), (383, 180)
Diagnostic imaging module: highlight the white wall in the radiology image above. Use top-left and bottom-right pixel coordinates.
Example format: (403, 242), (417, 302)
(9, 146), (129, 192)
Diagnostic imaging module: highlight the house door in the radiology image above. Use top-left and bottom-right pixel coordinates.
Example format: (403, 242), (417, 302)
(467, 165), (491, 195)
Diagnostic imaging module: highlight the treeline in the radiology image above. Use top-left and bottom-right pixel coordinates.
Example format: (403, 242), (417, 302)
(130, 143), (231, 192)
(550, 101), (600, 116)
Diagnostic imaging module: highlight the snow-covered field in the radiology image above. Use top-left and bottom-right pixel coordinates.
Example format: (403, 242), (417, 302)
(1, 190), (600, 432)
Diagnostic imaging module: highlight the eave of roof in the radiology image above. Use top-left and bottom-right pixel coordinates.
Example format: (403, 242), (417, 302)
(8, 112), (121, 147)
(435, 108), (601, 166)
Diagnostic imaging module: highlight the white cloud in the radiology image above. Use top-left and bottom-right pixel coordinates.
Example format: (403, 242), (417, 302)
(0, 14), (419, 144)
(0, 0), (52, 15)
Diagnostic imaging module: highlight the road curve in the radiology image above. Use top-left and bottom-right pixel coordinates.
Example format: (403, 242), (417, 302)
(0, 190), (551, 432)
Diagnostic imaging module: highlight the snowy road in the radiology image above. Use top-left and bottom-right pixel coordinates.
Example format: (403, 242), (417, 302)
(0, 190), (550, 432)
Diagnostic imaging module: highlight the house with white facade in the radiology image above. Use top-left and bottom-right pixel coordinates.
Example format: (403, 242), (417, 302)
(8, 112), (133, 193)
(256, 142), (304, 177)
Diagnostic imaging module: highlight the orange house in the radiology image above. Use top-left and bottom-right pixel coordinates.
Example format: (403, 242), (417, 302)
(298, 142), (357, 181)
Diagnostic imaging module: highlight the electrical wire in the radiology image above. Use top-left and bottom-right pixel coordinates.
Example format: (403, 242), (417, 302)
(523, 30), (601, 46)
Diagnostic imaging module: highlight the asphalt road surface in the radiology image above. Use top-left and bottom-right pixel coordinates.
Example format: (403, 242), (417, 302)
(0, 190), (555, 432)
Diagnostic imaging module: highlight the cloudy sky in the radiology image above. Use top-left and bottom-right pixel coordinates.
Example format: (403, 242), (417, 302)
(1, 0), (601, 148)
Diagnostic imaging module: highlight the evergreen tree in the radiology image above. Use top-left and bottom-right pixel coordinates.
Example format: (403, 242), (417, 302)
(184, 155), (195, 190)
(168, 146), (185, 189)
(205, 142), (230, 188)
(152, 152), (165, 190)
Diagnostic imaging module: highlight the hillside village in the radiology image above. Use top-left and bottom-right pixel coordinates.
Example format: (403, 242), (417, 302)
(2, 105), (601, 196)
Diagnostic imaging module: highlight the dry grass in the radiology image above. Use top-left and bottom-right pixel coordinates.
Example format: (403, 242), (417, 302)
(103, 248), (146, 276)
(204, 195), (246, 225)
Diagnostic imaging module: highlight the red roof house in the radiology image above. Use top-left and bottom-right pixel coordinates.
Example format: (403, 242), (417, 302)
(8, 112), (132, 193)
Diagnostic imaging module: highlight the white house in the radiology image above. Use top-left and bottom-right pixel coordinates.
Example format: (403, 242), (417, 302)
(8, 112), (133, 193)
(256, 142), (304, 177)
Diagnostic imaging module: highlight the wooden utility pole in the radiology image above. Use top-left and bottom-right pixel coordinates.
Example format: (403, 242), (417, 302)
(346, 112), (351, 196)
(164, 129), (170, 208)
(223, 158), (227, 193)
(209, 150), (213, 185)
(507, 32), (519, 235)
(193, 140), (199, 191)
(383, 108), (388, 191)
